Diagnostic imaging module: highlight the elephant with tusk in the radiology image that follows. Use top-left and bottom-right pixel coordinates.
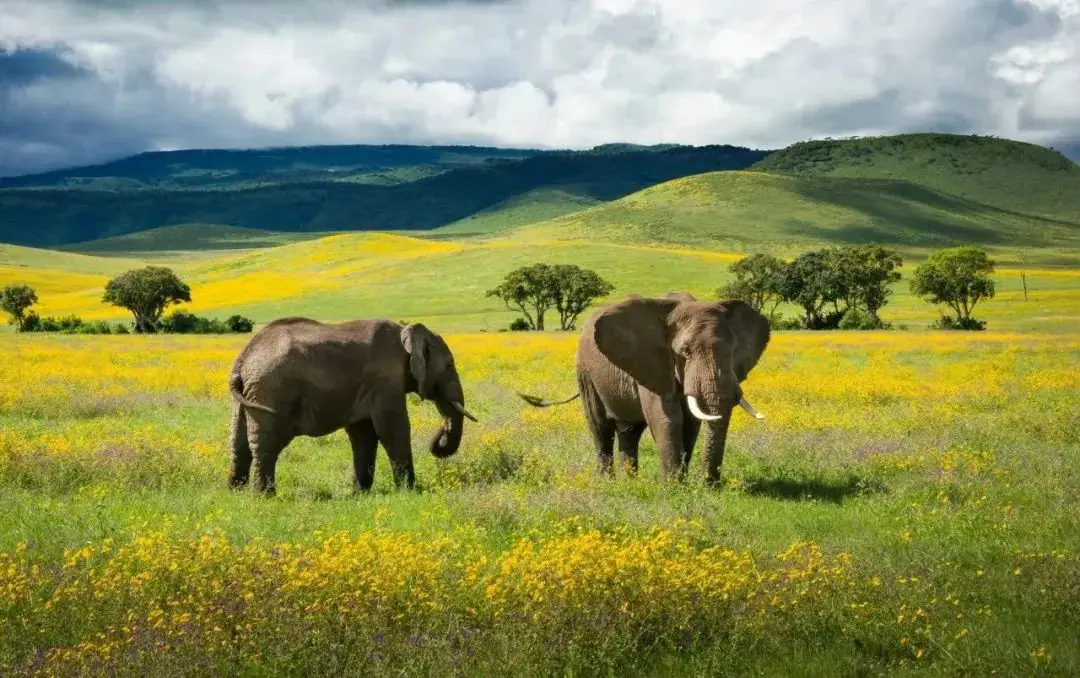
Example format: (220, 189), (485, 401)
(519, 292), (769, 485)
(227, 317), (477, 496)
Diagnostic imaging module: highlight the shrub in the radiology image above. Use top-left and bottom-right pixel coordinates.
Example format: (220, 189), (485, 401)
(838, 308), (890, 330)
(508, 317), (531, 332)
(930, 315), (987, 331)
(226, 315), (255, 333)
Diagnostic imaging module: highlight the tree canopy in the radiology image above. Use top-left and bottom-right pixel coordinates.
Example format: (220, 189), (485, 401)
(910, 247), (995, 329)
(717, 253), (786, 319)
(102, 266), (192, 333)
(0, 284), (38, 331)
(486, 263), (613, 331)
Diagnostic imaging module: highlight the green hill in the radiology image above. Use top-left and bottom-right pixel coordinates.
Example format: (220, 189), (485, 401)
(504, 170), (1080, 256)
(752, 133), (1080, 221)
(63, 224), (332, 256)
(0, 144), (539, 191)
(0, 144), (768, 247)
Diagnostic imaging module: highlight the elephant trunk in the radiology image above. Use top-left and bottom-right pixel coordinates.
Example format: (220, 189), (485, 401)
(428, 378), (474, 458)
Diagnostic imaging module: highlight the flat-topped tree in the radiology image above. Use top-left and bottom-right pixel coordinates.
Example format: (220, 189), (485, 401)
(102, 266), (192, 333)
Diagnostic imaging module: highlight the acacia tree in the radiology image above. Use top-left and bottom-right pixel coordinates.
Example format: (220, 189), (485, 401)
(551, 264), (614, 330)
(486, 263), (613, 331)
(0, 284), (38, 331)
(717, 253), (786, 319)
(910, 246), (996, 330)
(102, 266), (192, 333)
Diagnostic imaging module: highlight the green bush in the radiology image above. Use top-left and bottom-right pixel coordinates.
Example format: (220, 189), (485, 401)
(930, 315), (986, 331)
(157, 311), (254, 334)
(226, 315), (255, 333)
(838, 308), (889, 330)
(508, 317), (531, 332)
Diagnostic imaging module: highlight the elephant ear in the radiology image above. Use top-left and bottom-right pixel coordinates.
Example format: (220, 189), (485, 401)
(400, 323), (433, 396)
(717, 300), (770, 382)
(592, 298), (679, 396)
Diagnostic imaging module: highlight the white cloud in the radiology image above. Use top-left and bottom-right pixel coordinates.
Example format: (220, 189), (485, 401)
(1, 0), (1079, 175)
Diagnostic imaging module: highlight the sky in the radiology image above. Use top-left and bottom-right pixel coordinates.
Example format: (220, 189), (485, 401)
(2, 0), (1079, 177)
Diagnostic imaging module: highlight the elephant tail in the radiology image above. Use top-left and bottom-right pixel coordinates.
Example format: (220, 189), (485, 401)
(517, 391), (581, 408)
(229, 371), (279, 415)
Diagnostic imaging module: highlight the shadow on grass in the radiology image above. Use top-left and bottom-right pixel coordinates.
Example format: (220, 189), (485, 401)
(740, 474), (888, 504)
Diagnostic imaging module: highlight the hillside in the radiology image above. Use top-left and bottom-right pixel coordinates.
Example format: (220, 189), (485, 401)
(0, 144), (768, 247)
(752, 133), (1080, 221)
(504, 170), (1080, 256)
(4, 232), (1076, 334)
(0, 144), (540, 190)
(63, 225), (331, 255)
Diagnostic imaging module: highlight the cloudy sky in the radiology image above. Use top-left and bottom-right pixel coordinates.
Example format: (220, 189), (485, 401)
(2, 0), (1079, 177)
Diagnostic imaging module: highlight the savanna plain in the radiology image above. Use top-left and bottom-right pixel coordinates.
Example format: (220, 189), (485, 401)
(1, 226), (1079, 677)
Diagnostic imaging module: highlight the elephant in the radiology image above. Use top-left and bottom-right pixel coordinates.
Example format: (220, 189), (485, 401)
(226, 317), (477, 496)
(519, 292), (769, 485)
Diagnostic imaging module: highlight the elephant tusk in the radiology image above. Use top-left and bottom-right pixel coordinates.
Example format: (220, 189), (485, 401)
(739, 396), (765, 420)
(686, 396), (724, 422)
(451, 400), (478, 422)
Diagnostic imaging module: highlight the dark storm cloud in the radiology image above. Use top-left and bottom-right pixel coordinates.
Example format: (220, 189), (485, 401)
(0, 0), (1078, 177)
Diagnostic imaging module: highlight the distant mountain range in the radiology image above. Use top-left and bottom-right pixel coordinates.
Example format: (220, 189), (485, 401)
(0, 133), (1077, 250)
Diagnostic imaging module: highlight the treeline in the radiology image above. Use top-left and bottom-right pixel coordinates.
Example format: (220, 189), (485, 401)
(1, 266), (254, 335)
(721, 245), (996, 330)
(484, 245), (997, 333)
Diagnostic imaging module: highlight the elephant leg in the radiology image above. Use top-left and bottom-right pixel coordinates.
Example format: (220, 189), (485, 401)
(372, 402), (415, 489)
(247, 412), (289, 497)
(346, 419), (379, 493)
(640, 392), (685, 482)
(227, 404), (252, 489)
(579, 378), (616, 476)
(701, 406), (735, 487)
(678, 404), (703, 482)
(615, 421), (646, 477)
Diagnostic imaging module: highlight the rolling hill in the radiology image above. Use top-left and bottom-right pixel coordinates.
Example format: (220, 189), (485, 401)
(0, 144), (541, 191)
(503, 169), (1080, 255)
(0, 143), (769, 247)
(752, 133), (1080, 221)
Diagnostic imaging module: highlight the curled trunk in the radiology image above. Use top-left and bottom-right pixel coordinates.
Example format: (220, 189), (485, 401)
(429, 408), (464, 458)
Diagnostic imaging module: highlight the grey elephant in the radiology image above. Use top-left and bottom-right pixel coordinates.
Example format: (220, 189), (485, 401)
(227, 317), (477, 496)
(520, 292), (769, 485)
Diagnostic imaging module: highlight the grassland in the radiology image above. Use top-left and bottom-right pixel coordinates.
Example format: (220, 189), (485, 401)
(1, 323), (1078, 675)
(3, 230), (1078, 334)
(3, 132), (1080, 674)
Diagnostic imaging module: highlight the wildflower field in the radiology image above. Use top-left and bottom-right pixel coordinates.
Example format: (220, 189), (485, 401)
(2, 320), (1079, 675)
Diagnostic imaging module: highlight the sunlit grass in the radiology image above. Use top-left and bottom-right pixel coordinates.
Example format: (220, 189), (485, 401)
(1, 326), (1078, 674)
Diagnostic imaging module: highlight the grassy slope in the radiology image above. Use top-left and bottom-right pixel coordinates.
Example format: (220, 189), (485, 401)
(62, 224), (334, 256)
(4, 232), (1078, 335)
(504, 170), (1080, 258)
(0, 145), (768, 246)
(752, 133), (1080, 221)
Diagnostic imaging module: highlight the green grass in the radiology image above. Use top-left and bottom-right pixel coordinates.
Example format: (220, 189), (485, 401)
(0, 329), (1077, 675)
(504, 170), (1080, 257)
(62, 224), (335, 257)
(753, 133), (1080, 221)
(429, 187), (603, 237)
